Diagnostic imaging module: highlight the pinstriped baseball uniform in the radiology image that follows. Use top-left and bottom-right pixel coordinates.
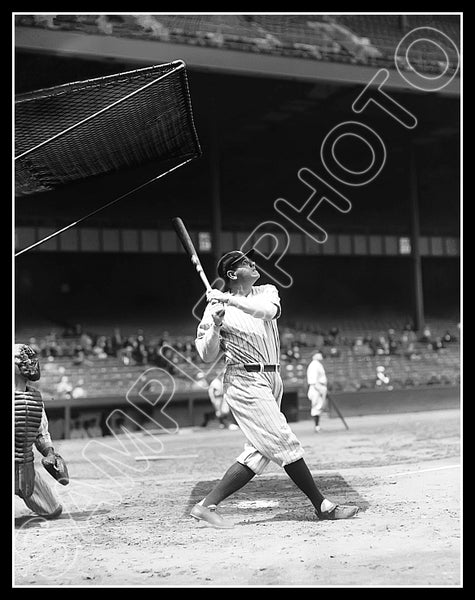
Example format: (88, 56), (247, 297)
(196, 284), (304, 475)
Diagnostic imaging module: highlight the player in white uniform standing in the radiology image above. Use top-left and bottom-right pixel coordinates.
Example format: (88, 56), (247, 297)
(190, 250), (359, 528)
(306, 352), (328, 432)
(201, 372), (237, 429)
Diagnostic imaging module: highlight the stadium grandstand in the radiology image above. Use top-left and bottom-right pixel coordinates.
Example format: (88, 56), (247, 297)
(14, 14), (460, 76)
(14, 13), (460, 439)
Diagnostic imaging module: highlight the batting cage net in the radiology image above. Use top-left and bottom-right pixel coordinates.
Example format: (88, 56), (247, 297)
(14, 61), (202, 197)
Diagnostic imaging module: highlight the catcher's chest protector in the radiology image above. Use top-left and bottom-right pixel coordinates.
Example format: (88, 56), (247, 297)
(15, 388), (43, 498)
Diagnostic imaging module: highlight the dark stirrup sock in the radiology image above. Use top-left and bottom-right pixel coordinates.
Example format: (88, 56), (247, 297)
(284, 458), (325, 514)
(202, 462), (256, 507)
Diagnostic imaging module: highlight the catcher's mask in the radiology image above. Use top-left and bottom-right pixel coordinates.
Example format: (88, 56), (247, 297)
(14, 344), (41, 381)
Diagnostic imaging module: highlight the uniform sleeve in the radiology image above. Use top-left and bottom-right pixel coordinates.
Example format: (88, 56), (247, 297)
(317, 362), (327, 386)
(195, 304), (224, 363)
(35, 407), (54, 455)
(260, 285), (281, 319)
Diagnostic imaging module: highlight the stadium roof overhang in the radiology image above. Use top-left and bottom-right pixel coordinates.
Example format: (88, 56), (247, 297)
(14, 28), (460, 231)
(16, 26), (460, 96)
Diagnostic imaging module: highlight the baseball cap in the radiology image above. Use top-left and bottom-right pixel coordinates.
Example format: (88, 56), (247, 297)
(217, 249), (255, 279)
(312, 352), (323, 361)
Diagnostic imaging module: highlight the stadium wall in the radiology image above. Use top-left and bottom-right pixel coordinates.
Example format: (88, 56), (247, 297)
(43, 384), (460, 440)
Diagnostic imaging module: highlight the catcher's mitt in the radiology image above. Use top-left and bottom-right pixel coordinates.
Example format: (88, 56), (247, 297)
(42, 452), (69, 485)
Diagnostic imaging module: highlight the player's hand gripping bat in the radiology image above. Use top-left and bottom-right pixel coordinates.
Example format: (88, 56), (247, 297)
(172, 217), (226, 324)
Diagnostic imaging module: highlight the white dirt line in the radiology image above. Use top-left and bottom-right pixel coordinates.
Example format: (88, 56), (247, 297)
(381, 464), (460, 478)
(15, 526), (97, 533)
(134, 454), (199, 461)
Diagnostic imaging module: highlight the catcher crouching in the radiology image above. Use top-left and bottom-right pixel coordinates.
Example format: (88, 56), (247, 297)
(14, 343), (69, 519)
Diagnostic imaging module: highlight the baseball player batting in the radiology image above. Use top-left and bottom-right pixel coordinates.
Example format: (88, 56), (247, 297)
(190, 249), (359, 528)
(14, 344), (69, 519)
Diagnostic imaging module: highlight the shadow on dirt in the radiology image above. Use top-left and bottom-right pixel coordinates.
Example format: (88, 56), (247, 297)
(14, 507), (111, 529)
(185, 473), (369, 519)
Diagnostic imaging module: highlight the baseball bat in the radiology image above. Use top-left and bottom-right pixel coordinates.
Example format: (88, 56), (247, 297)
(328, 394), (349, 430)
(172, 217), (212, 292)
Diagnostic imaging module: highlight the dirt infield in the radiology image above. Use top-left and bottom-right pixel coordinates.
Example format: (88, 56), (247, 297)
(14, 408), (461, 587)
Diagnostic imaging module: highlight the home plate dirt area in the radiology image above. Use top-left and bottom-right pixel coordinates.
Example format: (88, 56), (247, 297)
(14, 408), (461, 587)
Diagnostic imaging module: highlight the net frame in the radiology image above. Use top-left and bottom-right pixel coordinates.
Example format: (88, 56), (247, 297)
(14, 61), (202, 256)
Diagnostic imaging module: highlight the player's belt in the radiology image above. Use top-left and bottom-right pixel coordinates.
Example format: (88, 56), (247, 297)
(243, 363), (280, 373)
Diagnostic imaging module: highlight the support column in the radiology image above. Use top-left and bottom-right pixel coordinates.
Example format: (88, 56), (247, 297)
(409, 143), (425, 333)
(209, 99), (222, 267)
(64, 404), (71, 440)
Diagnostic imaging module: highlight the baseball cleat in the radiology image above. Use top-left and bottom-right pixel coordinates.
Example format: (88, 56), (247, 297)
(318, 499), (359, 520)
(190, 503), (234, 529)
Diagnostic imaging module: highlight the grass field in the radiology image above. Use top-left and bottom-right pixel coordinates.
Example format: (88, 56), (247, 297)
(14, 407), (461, 587)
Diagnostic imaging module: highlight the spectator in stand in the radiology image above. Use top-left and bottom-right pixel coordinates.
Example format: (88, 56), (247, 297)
(119, 341), (133, 366)
(443, 330), (455, 344)
(111, 328), (123, 355)
(55, 375), (73, 400)
(291, 344), (301, 363)
(103, 336), (114, 357)
(375, 335), (390, 356)
(92, 336), (108, 359)
(432, 337), (445, 353)
(281, 327), (293, 347)
(285, 363), (296, 381)
(72, 345), (93, 366)
(314, 331), (325, 350)
(375, 366), (393, 390)
(400, 332), (416, 358)
(296, 330), (308, 347)
(158, 330), (170, 347)
(131, 339), (148, 365)
(364, 335), (377, 356)
(80, 331), (94, 355)
(420, 326), (432, 345)
(427, 371), (442, 385)
(44, 331), (62, 357)
(159, 346), (176, 375)
(387, 329), (399, 355)
(146, 344), (159, 366)
(405, 326), (417, 344)
(71, 379), (86, 399)
(352, 337), (372, 357)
